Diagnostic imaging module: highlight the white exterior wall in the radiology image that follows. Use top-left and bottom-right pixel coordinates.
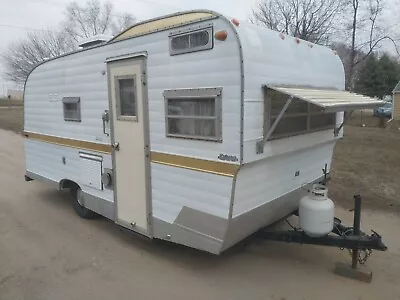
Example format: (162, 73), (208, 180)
(233, 139), (335, 217)
(151, 163), (233, 222)
(25, 18), (241, 160)
(24, 17), (241, 223)
(236, 22), (345, 163)
(231, 22), (345, 218)
(24, 139), (114, 202)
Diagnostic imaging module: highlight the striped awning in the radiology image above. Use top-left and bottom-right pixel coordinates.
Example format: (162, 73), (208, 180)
(266, 85), (384, 112)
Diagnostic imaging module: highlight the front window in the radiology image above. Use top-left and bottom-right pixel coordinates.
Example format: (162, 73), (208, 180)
(265, 89), (336, 140)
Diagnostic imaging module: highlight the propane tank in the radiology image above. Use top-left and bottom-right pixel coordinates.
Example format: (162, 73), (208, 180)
(299, 184), (334, 237)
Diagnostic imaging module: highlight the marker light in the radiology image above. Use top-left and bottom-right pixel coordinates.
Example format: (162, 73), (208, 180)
(215, 30), (228, 41)
(231, 18), (240, 26)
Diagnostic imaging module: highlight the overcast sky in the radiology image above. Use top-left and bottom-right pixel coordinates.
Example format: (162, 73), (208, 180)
(1, 0), (399, 95)
(0, 0), (257, 95)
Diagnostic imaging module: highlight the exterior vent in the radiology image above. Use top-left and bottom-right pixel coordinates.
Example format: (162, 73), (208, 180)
(78, 35), (113, 49)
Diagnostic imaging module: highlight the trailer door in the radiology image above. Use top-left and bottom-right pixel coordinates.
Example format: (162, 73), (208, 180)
(107, 56), (150, 236)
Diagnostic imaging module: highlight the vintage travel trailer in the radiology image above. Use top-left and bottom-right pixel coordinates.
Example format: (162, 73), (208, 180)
(23, 10), (383, 254)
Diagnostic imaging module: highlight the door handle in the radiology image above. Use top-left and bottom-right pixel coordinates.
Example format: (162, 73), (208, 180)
(112, 142), (120, 151)
(102, 110), (109, 136)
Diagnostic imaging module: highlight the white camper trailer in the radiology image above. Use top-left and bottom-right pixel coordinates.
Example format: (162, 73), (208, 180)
(23, 10), (383, 254)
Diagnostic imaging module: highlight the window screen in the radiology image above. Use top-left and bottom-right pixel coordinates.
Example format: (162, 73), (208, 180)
(170, 27), (213, 55)
(164, 88), (222, 141)
(62, 97), (81, 122)
(265, 89), (336, 140)
(116, 76), (137, 121)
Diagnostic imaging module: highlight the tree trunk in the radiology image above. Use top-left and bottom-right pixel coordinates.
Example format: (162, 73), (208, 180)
(347, 0), (358, 91)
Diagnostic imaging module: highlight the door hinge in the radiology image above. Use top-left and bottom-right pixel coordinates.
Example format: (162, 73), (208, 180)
(141, 74), (146, 86)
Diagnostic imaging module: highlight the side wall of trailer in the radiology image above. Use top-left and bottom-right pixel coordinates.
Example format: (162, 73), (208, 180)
(24, 14), (242, 253)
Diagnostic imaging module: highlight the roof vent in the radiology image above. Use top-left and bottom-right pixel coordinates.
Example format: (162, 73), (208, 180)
(78, 34), (113, 49)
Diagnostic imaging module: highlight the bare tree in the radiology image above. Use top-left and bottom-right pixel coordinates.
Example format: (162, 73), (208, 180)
(344, 0), (399, 89)
(64, 0), (135, 42)
(1, 0), (136, 84)
(110, 12), (136, 36)
(252, 0), (343, 44)
(1, 31), (76, 84)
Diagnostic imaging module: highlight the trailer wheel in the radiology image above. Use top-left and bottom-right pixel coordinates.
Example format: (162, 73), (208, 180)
(71, 186), (96, 219)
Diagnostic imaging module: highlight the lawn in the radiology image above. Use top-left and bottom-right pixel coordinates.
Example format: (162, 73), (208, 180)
(0, 107), (399, 212)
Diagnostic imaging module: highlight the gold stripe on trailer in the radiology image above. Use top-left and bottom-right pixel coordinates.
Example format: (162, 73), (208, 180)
(23, 132), (239, 177)
(23, 132), (112, 154)
(150, 152), (239, 177)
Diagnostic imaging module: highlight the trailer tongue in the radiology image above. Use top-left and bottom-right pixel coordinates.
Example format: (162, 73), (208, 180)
(252, 177), (387, 283)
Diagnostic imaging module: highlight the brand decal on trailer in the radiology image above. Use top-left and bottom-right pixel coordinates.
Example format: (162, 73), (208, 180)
(218, 153), (239, 162)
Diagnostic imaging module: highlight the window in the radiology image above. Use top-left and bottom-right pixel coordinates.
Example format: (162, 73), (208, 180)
(115, 75), (137, 121)
(169, 27), (213, 55)
(265, 89), (336, 140)
(62, 97), (81, 122)
(164, 88), (222, 141)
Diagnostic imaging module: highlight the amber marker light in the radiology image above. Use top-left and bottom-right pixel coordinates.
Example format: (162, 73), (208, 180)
(215, 30), (228, 41)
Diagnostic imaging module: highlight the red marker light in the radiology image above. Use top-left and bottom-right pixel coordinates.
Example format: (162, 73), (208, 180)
(295, 37), (300, 44)
(231, 18), (240, 26)
(215, 30), (228, 41)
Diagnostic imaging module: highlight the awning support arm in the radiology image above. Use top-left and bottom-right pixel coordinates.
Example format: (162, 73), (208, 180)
(256, 96), (293, 154)
(334, 110), (354, 137)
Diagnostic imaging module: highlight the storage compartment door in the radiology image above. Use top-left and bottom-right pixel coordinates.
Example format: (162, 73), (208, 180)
(80, 154), (103, 190)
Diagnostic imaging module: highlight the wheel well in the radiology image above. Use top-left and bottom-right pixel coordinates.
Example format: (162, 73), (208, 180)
(59, 179), (79, 191)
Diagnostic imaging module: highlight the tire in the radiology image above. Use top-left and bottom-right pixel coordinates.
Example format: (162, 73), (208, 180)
(71, 186), (96, 219)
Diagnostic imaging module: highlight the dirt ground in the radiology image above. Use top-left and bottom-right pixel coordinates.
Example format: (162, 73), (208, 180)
(0, 107), (24, 133)
(329, 111), (400, 212)
(1, 108), (400, 299)
(0, 129), (400, 299)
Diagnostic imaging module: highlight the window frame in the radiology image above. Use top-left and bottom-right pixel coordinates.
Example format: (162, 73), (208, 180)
(62, 97), (81, 122)
(263, 88), (336, 140)
(169, 25), (213, 56)
(164, 87), (223, 142)
(114, 74), (138, 122)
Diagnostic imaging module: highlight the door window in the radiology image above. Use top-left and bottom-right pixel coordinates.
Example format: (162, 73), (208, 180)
(115, 76), (137, 121)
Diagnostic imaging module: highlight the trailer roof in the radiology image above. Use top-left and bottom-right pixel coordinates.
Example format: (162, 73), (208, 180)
(266, 85), (384, 112)
(110, 11), (218, 42)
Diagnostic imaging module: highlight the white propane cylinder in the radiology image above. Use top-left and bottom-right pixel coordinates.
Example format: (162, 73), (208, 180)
(299, 184), (334, 237)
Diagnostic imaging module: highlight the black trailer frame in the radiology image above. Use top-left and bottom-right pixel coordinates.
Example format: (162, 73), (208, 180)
(251, 193), (387, 283)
